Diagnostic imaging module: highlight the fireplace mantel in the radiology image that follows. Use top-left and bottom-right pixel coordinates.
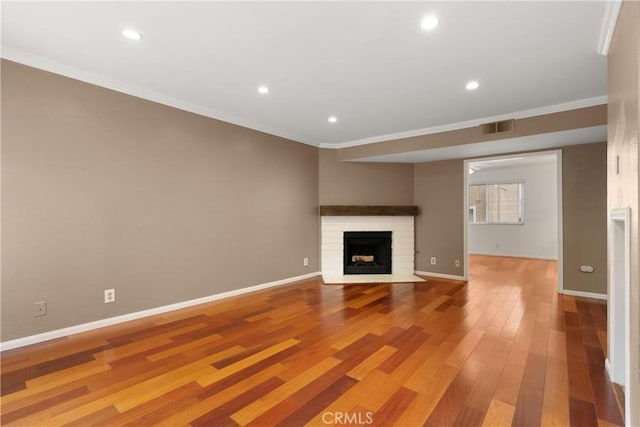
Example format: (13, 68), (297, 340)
(319, 205), (419, 216)
(320, 214), (416, 279)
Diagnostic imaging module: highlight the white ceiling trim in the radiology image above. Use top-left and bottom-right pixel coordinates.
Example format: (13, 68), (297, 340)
(1, 47), (315, 146)
(1, 47), (606, 152)
(320, 96), (607, 150)
(597, 0), (622, 56)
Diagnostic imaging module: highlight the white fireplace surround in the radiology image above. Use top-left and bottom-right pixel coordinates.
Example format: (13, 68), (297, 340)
(321, 216), (415, 278)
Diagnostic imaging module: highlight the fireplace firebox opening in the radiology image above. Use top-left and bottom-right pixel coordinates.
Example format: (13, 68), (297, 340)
(343, 231), (392, 275)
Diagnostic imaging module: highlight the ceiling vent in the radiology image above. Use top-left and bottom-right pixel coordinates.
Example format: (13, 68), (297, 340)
(480, 119), (515, 135)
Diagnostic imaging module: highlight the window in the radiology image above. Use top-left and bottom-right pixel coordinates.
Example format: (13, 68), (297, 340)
(468, 182), (523, 224)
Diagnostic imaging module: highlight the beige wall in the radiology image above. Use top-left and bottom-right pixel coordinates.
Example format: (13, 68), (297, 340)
(414, 159), (464, 275)
(318, 148), (414, 205)
(1, 60), (320, 341)
(562, 143), (608, 294)
(608, 0), (640, 423)
(0, 58), (613, 345)
(412, 143), (608, 286)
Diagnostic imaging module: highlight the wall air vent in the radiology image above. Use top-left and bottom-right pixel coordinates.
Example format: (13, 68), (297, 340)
(480, 119), (515, 135)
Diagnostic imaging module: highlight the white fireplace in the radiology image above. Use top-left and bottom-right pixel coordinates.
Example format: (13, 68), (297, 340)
(320, 215), (419, 283)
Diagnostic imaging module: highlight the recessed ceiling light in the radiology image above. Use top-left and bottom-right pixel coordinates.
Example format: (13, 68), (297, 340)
(420, 15), (439, 31)
(122, 29), (142, 40)
(258, 86), (269, 94)
(328, 116), (338, 123)
(466, 81), (480, 90)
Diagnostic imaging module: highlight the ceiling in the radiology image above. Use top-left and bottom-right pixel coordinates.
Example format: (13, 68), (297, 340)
(2, 1), (608, 151)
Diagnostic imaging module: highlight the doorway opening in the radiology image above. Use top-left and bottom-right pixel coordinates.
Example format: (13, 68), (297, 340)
(463, 150), (563, 292)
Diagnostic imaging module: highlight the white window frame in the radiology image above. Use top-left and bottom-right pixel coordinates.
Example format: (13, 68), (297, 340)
(468, 181), (524, 225)
(468, 206), (477, 223)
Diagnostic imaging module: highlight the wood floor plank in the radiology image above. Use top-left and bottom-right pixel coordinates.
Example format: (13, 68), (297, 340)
(377, 327), (430, 374)
(196, 338), (299, 387)
(521, 353), (547, 392)
(1, 348), (104, 396)
(59, 405), (120, 427)
(145, 333), (223, 362)
(403, 339), (458, 392)
(567, 358), (596, 403)
(482, 399), (516, 427)
(190, 376), (285, 427)
(2, 353), (187, 424)
(48, 347), (241, 419)
(424, 371), (476, 427)
(599, 418), (623, 427)
(0, 256), (623, 427)
(0, 386), (90, 425)
(543, 356), (570, 415)
(303, 369), (391, 425)
(541, 407), (571, 426)
(370, 386), (417, 425)
(393, 380), (452, 426)
(493, 361), (526, 406)
(230, 356), (342, 425)
(584, 347), (625, 426)
(347, 345), (397, 381)
(464, 337), (510, 414)
(275, 375), (359, 426)
(93, 382), (202, 427)
(511, 385), (544, 427)
(1, 360), (109, 411)
(453, 405), (486, 427)
(444, 329), (485, 369)
(142, 361), (286, 426)
(569, 396), (599, 427)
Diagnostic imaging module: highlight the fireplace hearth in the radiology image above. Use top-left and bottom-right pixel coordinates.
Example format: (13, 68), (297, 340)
(343, 231), (392, 275)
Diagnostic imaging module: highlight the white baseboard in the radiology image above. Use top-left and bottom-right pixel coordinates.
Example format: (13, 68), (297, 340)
(415, 271), (466, 281)
(605, 358), (613, 380)
(561, 289), (608, 300)
(0, 272), (321, 352)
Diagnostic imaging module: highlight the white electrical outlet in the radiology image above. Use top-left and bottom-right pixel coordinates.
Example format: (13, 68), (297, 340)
(455, 259), (460, 267)
(303, 257), (309, 266)
(430, 257), (437, 265)
(104, 288), (115, 304)
(34, 301), (47, 317)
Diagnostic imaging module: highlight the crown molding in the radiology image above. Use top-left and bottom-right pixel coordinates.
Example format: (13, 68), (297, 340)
(1, 48), (318, 147)
(2, 48), (607, 152)
(319, 96), (608, 150)
(597, 0), (622, 56)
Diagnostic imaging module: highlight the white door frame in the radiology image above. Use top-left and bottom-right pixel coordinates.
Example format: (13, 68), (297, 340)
(462, 150), (563, 293)
(606, 207), (631, 425)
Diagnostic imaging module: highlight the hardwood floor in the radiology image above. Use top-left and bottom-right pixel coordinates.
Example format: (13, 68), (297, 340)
(1, 255), (623, 426)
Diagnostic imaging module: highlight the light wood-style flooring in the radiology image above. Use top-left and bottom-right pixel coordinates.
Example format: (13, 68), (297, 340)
(0, 255), (623, 426)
